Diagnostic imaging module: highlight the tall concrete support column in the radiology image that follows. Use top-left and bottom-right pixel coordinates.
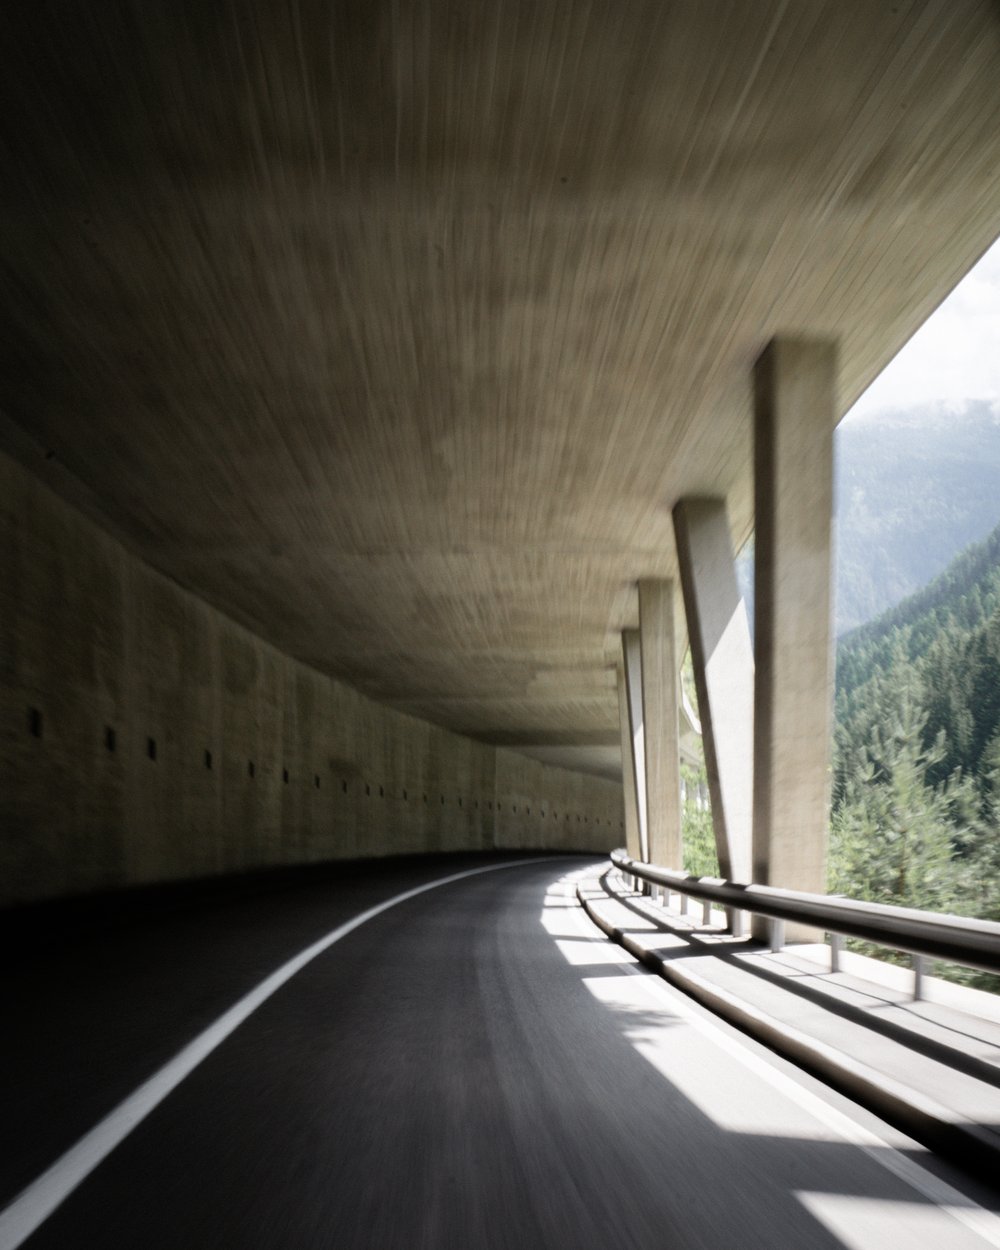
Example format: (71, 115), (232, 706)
(638, 580), (682, 870)
(621, 630), (649, 863)
(753, 337), (837, 937)
(673, 498), (753, 884)
(617, 662), (642, 861)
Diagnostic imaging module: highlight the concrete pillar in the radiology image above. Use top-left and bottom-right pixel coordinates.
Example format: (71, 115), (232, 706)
(673, 498), (753, 884)
(638, 580), (682, 870)
(617, 662), (641, 861)
(621, 630), (649, 862)
(753, 336), (837, 937)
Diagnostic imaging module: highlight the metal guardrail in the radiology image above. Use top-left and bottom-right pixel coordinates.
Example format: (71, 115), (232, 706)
(610, 849), (1000, 978)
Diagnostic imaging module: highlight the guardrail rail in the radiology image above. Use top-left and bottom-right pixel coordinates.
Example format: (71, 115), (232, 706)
(610, 849), (1000, 996)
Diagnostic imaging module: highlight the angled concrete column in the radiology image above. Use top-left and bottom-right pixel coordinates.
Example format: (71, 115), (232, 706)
(638, 580), (682, 870)
(673, 497), (753, 884)
(617, 662), (641, 861)
(621, 630), (649, 863)
(753, 337), (837, 939)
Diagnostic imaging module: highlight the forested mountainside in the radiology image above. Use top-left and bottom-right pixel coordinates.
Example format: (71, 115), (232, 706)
(831, 519), (1000, 983)
(835, 519), (1000, 790)
(834, 399), (1000, 632)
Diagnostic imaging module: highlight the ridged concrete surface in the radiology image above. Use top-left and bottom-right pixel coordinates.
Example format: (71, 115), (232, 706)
(3, 3), (1000, 779)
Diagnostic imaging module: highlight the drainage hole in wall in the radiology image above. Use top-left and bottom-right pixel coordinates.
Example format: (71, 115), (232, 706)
(283, 768), (289, 784)
(315, 775), (320, 788)
(147, 737), (157, 761)
(204, 749), (212, 770)
(248, 760), (255, 779)
(342, 779), (348, 793)
(104, 726), (116, 752)
(28, 707), (43, 738)
(379, 785), (384, 797)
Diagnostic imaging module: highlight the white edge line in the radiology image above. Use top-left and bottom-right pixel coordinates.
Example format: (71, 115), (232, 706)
(0, 856), (565, 1250)
(571, 873), (1000, 1249)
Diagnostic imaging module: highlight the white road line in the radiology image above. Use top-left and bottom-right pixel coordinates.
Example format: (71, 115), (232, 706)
(0, 857), (564, 1250)
(567, 875), (1000, 1248)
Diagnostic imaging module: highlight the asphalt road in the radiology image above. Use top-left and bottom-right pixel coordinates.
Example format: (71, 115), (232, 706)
(2, 855), (998, 1249)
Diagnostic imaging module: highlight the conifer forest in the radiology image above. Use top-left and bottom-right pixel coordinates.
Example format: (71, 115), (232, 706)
(831, 520), (1000, 987)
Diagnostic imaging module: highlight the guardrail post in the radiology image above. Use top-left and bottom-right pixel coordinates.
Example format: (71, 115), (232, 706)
(702, 898), (712, 925)
(913, 953), (927, 1001)
(769, 918), (785, 953)
(830, 933), (843, 973)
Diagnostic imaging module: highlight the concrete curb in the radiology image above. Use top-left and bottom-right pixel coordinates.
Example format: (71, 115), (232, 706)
(577, 878), (1000, 1182)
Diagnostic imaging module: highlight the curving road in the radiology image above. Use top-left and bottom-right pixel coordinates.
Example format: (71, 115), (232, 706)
(2, 855), (999, 1249)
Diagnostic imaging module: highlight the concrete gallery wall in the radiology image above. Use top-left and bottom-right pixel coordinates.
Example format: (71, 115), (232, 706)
(0, 450), (623, 907)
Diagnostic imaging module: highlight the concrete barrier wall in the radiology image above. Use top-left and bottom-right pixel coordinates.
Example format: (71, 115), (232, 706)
(493, 749), (623, 852)
(0, 450), (623, 906)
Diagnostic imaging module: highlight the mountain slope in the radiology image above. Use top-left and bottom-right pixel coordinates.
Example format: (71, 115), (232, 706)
(834, 399), (1000, 631)
(836, 517), (1000, 705)
(834, 514), (1000, 839)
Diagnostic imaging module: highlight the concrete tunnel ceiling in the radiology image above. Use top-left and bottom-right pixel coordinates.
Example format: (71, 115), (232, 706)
(3, 2), (1000, 784)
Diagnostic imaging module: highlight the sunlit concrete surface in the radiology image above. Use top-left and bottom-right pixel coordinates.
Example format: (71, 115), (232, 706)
(673, 497), (754, 883)
(752, 337), (837, 923)
(638, 579), (682, 868)
(582, 868), (1000, 1179)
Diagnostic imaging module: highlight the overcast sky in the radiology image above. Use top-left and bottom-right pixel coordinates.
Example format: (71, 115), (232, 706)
(844, 235), (1000, 423)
